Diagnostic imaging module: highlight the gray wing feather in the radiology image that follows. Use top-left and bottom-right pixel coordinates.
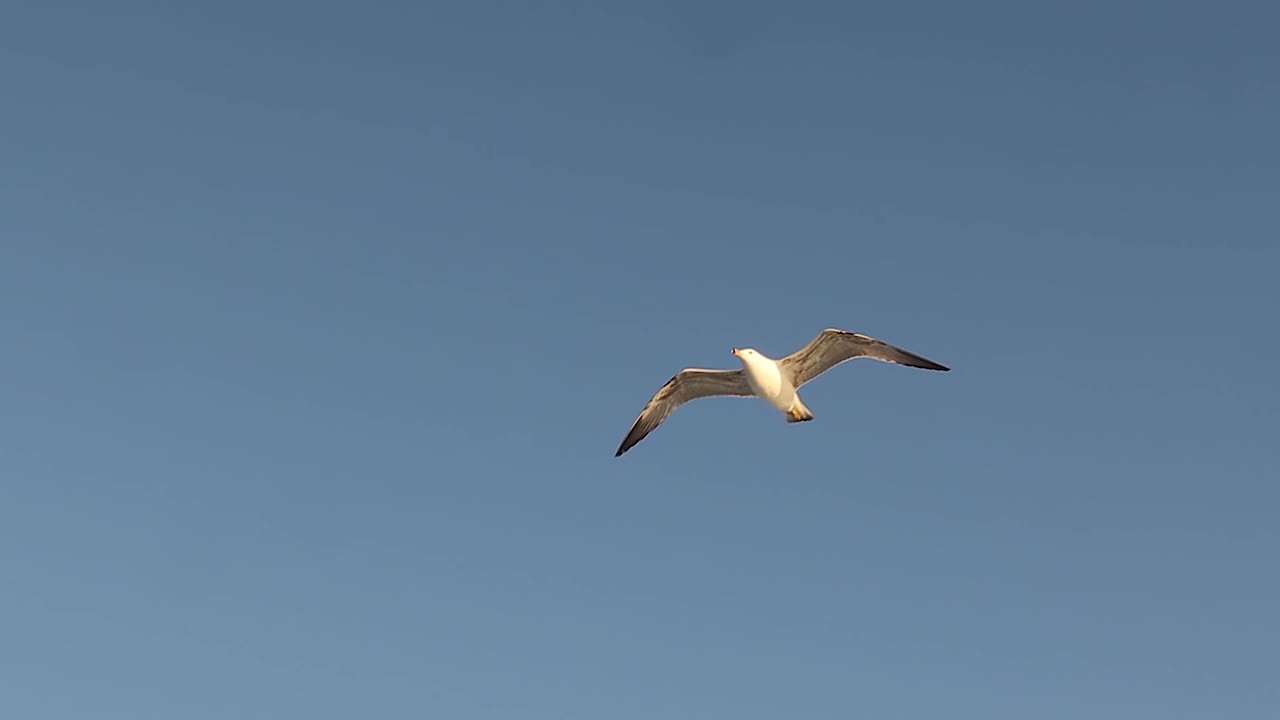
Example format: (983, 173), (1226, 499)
(780, 329), (950, 388)
(615, 369), (754, 457)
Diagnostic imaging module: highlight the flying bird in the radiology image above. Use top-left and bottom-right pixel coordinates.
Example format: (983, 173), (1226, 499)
(615, 328), (950, 457)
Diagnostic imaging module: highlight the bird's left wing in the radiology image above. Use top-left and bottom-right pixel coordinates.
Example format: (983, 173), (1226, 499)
(780, 328), (950, 389)
(615, 369), (754, 457)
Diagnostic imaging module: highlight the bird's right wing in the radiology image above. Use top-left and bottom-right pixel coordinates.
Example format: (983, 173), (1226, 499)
(615, 369), (754, 457)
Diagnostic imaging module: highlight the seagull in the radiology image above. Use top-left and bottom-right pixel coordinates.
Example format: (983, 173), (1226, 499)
(614, 328), (950, 457)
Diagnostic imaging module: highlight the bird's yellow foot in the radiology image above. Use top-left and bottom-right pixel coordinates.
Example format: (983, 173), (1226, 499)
(786, 408), (812, 423)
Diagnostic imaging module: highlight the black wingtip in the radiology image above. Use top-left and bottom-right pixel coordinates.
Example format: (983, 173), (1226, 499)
(898, 348), (950, 372)
(900, 356), (951, 372)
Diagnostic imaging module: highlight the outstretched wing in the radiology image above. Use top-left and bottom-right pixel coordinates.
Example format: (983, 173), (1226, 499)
(780, 328), (950, 388)
(615, 369), (754, 457)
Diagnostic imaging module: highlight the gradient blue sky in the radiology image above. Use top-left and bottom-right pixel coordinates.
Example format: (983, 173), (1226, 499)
(3, 2), (1278, 718)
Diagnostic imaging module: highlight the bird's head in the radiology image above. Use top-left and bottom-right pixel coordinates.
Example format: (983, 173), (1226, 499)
(731, 347), (759, 363)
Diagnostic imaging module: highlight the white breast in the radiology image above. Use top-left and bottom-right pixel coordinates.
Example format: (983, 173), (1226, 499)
(740, 355), (794, 411)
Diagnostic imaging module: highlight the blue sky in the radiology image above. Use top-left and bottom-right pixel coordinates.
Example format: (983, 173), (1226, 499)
(3, 2), (1277, 718)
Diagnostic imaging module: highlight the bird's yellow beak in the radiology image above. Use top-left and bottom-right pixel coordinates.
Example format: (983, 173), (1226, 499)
(731, 348), (739, 356)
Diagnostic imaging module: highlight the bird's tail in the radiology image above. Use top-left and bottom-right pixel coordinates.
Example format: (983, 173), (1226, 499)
(786, 400), (815, 423)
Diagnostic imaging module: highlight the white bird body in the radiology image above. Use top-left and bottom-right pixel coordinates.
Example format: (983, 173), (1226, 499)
(732, 348), (811, 421)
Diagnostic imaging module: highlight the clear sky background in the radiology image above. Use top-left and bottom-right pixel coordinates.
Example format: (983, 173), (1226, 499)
(3, 2), (1277, 718)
